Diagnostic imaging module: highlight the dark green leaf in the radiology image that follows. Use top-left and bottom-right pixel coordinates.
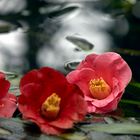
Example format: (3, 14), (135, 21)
(120, 99), (140, 106)
(114, 48), (140, 56)
(0, 128), (11, 135)
(125, 82), (140, 100)
(64, 60), (81, 71)
(47, 6), (79, 18)
(0, 21), (19, 33)
(66, 35), (94, 51)
(0, 118), (62, 140)
(80, 123), (140, 135)
(61, 132), (87, 140)
(2, 71), (18, 80)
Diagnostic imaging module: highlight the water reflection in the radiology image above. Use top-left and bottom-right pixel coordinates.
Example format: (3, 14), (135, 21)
(37, 3), (112, 72)
(0, 0), (26, 14)
(0, 0), (113, 74)
(0, 29), (28, 72)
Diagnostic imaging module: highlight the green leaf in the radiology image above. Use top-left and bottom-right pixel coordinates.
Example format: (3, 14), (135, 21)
(125, 82), (140, 100)
(0, 21), (18, 33)
(114, 48), (140, 56)
(66, 35), (94, 51)
(9, 86), (20, 96)
(1, 71), (18, 79)
(120, 99), (140, 106)
(0, 128), (11, 135)
(64, 60), (81, 71)
(8, 76), (21, 96)
(80, 123), (140, 135)
(0, 118), (62, 140)
(47, 6), (79, 18)
(127, 82), (140, 91)
(61, 132), (87, 140)
(0, 118), (41, 140)
(119, 102), (140, 117)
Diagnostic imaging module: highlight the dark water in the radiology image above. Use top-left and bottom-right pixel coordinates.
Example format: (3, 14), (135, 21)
(0, 0), (140, 117)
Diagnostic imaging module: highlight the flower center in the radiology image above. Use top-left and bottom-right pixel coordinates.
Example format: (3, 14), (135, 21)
(89, 77), (111, 100)
(41, 93), (61, 120)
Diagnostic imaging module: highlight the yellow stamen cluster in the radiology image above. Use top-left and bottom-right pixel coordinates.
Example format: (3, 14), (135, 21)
(41, 93), (61, 120)
(89, 77), (111, 100)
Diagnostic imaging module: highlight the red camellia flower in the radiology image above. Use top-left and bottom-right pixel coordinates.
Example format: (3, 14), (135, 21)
(66, 52), (132, 114)
(18, 67), (87, 135)
(0, 72), (17, 118)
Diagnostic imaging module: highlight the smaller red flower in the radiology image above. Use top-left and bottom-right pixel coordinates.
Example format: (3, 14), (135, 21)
(66, 52), (132, 114)
(18, 67), (87, 135)
(0, 72), (17, 118)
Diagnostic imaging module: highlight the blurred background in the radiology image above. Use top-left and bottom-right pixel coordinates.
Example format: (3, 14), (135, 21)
(0, 0), (139, 77)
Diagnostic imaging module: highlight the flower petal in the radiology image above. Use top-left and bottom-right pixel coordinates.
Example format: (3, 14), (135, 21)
(50, 85), (87, 129)
(77, 53), (98, 70)
(67, 52), (132, 114)
(19, 105), (46, 124)
(92, 97), (120, 114)
(39, 123), (63, 135)
(89, 52), (131, 89)
(0, 77), (10, 99)
(19, 83), (43, 106)
(0, 94), (17, 118)
(18, 67), (87, 135)
(20, 70), (42, 90)
(39, 67), (66, 82)
(67, 68), (96, 97)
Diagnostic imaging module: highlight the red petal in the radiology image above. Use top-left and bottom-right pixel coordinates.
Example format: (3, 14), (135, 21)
(39, 123), (63, 135)
(18, 67), (87, 134)
(49, 117), (74, 129)
(0, 78), (10, 99)
(20, 70), (41, 90)
(19, 83), (43, 106)
(39, 67), (66, 82)
(8, 93), (17, 102)
(19, 104), (63, 135)
(50, 86), (87, 128)
(20, 67), (68, 104)
(19, 104), (46, 123)
(0, 72), (5, 79)
(0, 94), (17, 118)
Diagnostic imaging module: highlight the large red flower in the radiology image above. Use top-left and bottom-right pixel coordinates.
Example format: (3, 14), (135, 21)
(18, 67), (87, 135)
(0, 72), (17, 118)
(66, 52), (132, 114)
